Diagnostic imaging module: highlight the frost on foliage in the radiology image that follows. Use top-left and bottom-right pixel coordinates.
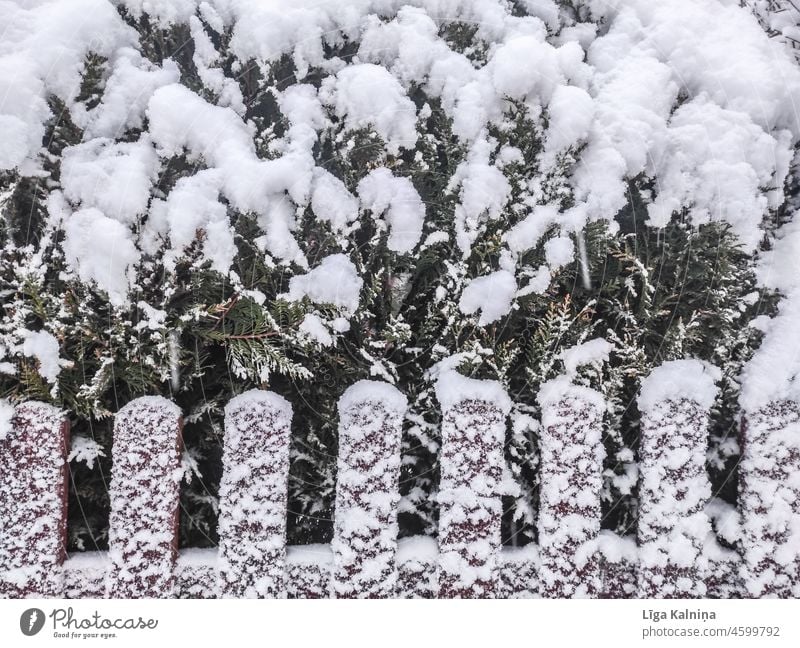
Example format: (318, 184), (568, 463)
(357, 168), (425, 254)
(68, 435), (105, 470)
(435, 371), (510, 598)
(458, 270), (517, 326)
(537, 376), (605, 598)
(105, 397), (182, 598)
(284, 254), (363, 315)
(333, 381), (407, 598)
(739, 401), (800, 598)
(218, 390), (292, 598)
(636, 360), (719, 598)
(0, 402), (69, 597)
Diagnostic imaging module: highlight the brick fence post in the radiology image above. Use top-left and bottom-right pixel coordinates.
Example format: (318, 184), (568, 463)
(740, 401), (800, 598)
(332, 381), (407, 598)
(218, 390), (292, 598)
(537, 376), (605, 598)
(0, 402), (70, 597)
(636, 360), (719, 598)
(105, 397), (183, 597)
(436, 371), (510, 598)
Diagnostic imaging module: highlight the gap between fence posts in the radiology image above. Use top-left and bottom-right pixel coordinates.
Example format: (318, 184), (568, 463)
(0, 402), (69, 597)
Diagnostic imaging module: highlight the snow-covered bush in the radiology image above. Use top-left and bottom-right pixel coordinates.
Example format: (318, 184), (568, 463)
(1, 0), (799, 555)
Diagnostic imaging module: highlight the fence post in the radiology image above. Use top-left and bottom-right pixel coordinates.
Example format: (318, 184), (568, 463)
(218, 390), (292, 598)
(740, 400), (800, 598)
(537, 376), (605, 598)
(636, 360), (719, 598)
(0, 402), (70, 597)
(332, 381), (407, 598)
(436, 371), (510, 598)
(105, 396), (182, 598)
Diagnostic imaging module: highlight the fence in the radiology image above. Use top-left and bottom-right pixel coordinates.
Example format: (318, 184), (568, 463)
(0, 362), (798, 599)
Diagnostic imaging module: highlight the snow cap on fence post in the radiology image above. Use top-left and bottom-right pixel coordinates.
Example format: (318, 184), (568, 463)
(105, 396), (183, 598)
(537, 376), (605, 598)
(218, 389), (292, 598)
(636, 359), (719, 598)
(0, 402), (70, 597)
(435, 371), (510, 598)
(332, 380), (407, 598)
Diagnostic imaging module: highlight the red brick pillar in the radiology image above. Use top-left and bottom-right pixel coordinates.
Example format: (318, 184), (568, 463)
(105, 397), (183, 597)
(636, 360), (719, 598)
(0, 402), (70, 597)
(740, 401), (800, 598)
(332, 381), (406, 598)
(218, 390), (292, 598)
(436, 372), (510, 598)
(537, 377), (605, 598)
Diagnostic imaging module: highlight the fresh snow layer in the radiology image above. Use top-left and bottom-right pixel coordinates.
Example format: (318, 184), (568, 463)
(637, 359), (721, 413)
(357, 168), (425, 253)
(285, 254), (363, 315)
(225, 389), (292, 422)
(338, 380), (408, 415)
(559, 338), (613, 375)
(434, 370), (512, 414)
(458, 270), (517, 325)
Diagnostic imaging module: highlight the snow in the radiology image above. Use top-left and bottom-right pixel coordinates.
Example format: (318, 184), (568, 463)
(334, 380), (406, 597)
(558, 339), (612, 376)
(357, 168), (425, 254)
(637, 367), (716, 597)
(319, 64), (418, 155)
(21, 329), (65, 383)
(338, 380), (408, 416)
(62, 208), (140, 306)
(437, 374), (509, 597)
(458, 270), (517, 326)
(537, 375), (605, 597)
(299, 314), (333, 347)
(284, 254), (363, 315)
(220, 389), (292, 597)
(311, 168), (359, 235)
(68, 435), (105, 470)
(60, 137), (158, 227)
(637, 359), (721, 413)
(106, 396), (182, 597)
(434, 370), (512, 414)
(0, 402), (68, 596)
(0, 398), (11, 441)
(503, 204), (561, 255)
